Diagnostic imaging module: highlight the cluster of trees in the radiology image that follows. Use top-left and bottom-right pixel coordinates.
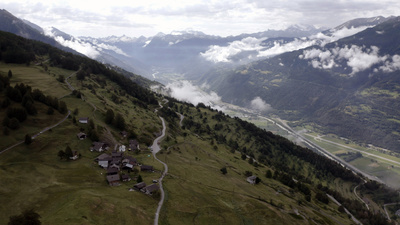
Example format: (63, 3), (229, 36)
(317, 184), (391, 225)
(57, 146), (75, 160)
(8, 209), (41, 225)
(105, 109), (126, 131)
(1, 77), (68, 134)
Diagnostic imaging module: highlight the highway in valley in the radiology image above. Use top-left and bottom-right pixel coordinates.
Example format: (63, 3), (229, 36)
(258, 116), (385, 184)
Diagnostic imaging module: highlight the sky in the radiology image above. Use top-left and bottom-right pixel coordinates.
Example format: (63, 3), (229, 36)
(1, 0), (399, 38)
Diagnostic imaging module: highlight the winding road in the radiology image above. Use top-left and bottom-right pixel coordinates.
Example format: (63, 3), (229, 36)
(151, 104), (168, 225)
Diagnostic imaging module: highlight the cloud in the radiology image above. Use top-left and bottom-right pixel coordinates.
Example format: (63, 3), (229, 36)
(201, 23), (374, 64)
(301, 45), (388, 75)
(43, 27), (100, 58)
(200, 37), (266, 63)
(2, 0), (400, 38)
(44, 27), (130, 58)
(250, 96), (272, 112)
(377, 55), (400, 73)
(257, 38), (319, 58)
(164, 81), (223, 108)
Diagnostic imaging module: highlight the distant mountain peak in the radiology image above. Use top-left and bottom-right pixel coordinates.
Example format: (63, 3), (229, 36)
(332, 16), (392, 31)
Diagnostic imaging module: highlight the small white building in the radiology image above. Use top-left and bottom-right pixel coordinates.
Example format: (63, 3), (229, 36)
(79, 117), (89, 124)
(247, 175), (257, 184)
(119, 145), (126, 152)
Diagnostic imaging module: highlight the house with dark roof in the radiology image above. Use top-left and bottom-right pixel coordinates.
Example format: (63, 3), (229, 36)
(134, 182), (147, 191)
(107, 167), (119, 175)
(129, 139), (139, 151)
(140, 165), (153, 172)
(123, 156), (137, 166)
(121, 174), (131, 182)
(91, 142), (106, 152)
(142, 184), (159, 195)
(106, 174), (120, 186)
(95, 153), (111, 162)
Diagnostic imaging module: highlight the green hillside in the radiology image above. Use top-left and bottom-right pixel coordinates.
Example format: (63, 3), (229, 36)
(0, 31), (397, 225)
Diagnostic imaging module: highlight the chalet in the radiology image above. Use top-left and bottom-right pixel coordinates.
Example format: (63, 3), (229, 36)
(96, 153), (111, 168)
(111, 151), (123, 159)
(79, 117), (89, 124)
(121, 174), (131, 182)
(142, 184), (159, 195)
(110, 158), (121, 165)
(98, 159), (109, 168)
(69, 151), (79, 160)
(122, 163), (134, 170)
(95, 153), (111, 162)
(247, 175), (257, 184)
(107, 167), (119, 175)
(76, 132), (86, 140)
(134, 182), (147, 191)
(109, 163), (120, 170)
(106, 174), (120, 186)
(129, 139), (139, 151)
(122, 156), (137, 166)
(91, 142), (106, 152)
(140, 165), (153, 172)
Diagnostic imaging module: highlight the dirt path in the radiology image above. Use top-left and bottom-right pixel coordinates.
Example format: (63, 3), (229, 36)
(0, 110), (71, 155)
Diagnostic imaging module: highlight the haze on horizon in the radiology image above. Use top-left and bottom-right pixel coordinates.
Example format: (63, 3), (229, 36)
(0, 0), (399, 38)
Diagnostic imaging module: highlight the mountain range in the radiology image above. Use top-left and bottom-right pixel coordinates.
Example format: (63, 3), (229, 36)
(198, 16), (400, 152)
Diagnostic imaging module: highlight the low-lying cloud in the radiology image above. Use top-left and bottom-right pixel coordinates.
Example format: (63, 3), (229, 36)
(164, 81), (223, 109)
(200, 37), (266, 63)
(250, 96), (272, 112)
(300, 45), (387, 75)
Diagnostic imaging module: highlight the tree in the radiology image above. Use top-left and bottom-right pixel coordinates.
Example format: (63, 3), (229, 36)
(8, 209), (41, 225)
(105, 109), (114, 124)
(248, 157), (254, 165)
(137, 175), (143, 183)
(76, 70), (86, 80)
(73, 108), (79, 115)
(24, 134), (32, 145)
(57, 75), (65, 83)
(8, 70), (12, 79)
(47, 107), (54, 115)
(58, 101), (68, 114)
(8, 118), (20, 130)
(266, 170), (272, 178)
(114, 113), (126, 130)
(3, 127), (10, 135)
(220, 167), (227, 175)
(57, 150), (66, 160)
(65, 146), (73, 159)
